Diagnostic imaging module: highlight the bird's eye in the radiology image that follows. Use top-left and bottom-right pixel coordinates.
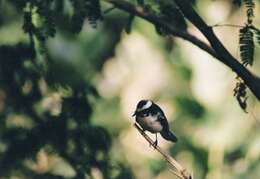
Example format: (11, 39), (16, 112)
(143, 113), (149, 117)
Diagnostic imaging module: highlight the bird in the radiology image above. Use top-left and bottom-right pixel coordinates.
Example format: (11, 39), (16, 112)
(132, 99), (178, 146)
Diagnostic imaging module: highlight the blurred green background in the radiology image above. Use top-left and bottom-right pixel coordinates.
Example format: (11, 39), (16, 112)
(0, 0), (260, 179)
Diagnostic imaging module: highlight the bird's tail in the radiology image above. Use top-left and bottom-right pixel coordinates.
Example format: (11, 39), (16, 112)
(160, 130), (178, 143)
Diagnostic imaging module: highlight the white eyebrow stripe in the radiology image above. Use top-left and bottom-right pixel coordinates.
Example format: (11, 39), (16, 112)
(141, 100), (152, 110)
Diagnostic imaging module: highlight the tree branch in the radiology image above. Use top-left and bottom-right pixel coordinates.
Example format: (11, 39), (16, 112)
(134, 123), (192, 179)
(173, 0), (260, 100)
(104, 0), (217, 59)
(104, 0), (260, 101)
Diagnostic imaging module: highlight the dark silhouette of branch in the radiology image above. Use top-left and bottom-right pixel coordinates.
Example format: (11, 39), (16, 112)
(134, 123), (192, 179)
(104, 0), (260, 101)
(173, 0), (260, 100)
(104, 0), (217, 59)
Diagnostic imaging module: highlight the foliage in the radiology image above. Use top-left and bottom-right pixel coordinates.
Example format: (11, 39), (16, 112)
(70, 0), (103, 33)
(0, 0), (132, 178)
(233, 79), (248, 112)
(175, 96), (205, 119)
(155, 1), (187, 35)
(125, 14), (135, 34)
(234, 0), (260, 111)
(239, 26), (254, 66)
(237, 0), (260, 67)
(0, 0), (260, 179)
(244, 0), (255, 24)
(0, 42), (133, 178)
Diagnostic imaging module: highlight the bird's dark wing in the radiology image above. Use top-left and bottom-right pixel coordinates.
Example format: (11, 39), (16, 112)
(151, 103), (169, 131)
(149, 103), (164, 115)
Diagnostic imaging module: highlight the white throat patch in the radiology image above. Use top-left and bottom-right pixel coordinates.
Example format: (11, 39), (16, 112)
(141, 100), (152, 110)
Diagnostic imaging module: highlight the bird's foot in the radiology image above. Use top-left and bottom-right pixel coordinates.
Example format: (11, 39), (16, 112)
(150, 140), (158, 148)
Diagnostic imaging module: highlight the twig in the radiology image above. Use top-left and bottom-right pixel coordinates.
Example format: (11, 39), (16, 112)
(169, 168), (184, 179)
(134, 123), (192, 179)
(211, 23), (244, 28)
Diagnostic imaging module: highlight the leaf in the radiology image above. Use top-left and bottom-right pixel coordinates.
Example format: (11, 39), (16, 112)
(125, 14), (135, 34)
(70, 0), (88, 33)
(175, 96), (205, 119)
(233, 0), (242, 6)
(250, 26), (260, 46)
(243, 0), (255, 24)
(159, 3), (187, 31)
(256, 31), (260, 45)
(86, 0), (103, 27)
(70, 0), (102, 33)
(243, 0), (255, 9)
(233, 80), (248, 113)
(239, 26), (255, 66)
(137, 0), (144, 5)
(155, 1), (187, 36)
(35, 1), (56, 38)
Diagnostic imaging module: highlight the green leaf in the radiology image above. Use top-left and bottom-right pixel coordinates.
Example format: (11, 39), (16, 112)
(86, 0), (103, 27)
(155, 1), (187, 35)
(70, 0), (102, 33)
(136, 0), (144, 5)
(251, 26), (260, 46)
(233, 0), (242, 6)
(175, 96), (205, 119)
(239, 26), (255, 66)
(125, 14), (135, 34)
(159, 2), (187, 31)
(148, 159), (166, 176)
(243, 0), (255, 23)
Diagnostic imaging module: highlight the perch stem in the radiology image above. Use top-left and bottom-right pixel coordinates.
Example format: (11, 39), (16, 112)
(134, 123), (192, 179)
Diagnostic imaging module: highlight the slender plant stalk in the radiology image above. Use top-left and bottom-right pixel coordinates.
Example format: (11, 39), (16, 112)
(211, 24), (244, 28)
(134, 123), (192, 179)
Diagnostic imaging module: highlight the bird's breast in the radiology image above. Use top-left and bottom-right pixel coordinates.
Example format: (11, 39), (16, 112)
(136, 115), (163, 133)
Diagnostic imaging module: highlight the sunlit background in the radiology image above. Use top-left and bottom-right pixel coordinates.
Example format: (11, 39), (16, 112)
(0, 0), (260, 179)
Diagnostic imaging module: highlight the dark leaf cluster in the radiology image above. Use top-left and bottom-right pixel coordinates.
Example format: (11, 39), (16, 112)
(238, 25), (260, 66)
(233, 80), (248, 113)
(70, 0), (103, 33)
(156, 1), (187, 35)
(12, 0), (103, 38)
(0, 41), (133, 178)
(239, 26), (254, 66)
(243, 0), (255, 24)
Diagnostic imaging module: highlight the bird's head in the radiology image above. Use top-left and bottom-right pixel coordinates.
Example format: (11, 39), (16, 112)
(132, 100), (153, 116)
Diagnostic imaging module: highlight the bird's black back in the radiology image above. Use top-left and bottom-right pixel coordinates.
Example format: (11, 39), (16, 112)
(135, 102), (170, 131)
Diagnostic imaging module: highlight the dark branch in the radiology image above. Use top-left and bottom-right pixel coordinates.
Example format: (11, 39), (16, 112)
(173, 0), (260, 101)
(104, 0), (217, 59)
(104, 0), (260, 101)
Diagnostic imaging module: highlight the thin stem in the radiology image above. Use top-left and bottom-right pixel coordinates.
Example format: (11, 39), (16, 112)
(169, 168), (184, 179)
(211, 23), (244, 28)
(134, 123), (192, 179)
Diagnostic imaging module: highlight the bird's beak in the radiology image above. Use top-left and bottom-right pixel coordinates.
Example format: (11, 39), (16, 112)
(132, 111), (137, 117)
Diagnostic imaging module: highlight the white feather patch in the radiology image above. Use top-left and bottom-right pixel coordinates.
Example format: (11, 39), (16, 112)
(141, 100), (152, 110)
